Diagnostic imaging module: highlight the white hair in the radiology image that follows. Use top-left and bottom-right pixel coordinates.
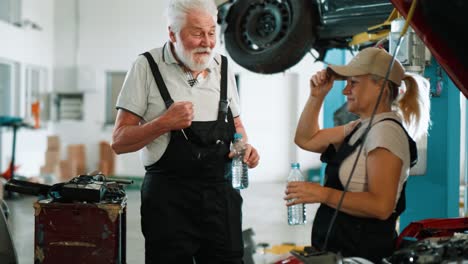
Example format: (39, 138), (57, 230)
(166, 0), (218, 33)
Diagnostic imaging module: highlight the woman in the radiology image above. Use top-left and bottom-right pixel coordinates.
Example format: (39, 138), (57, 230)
(285, 47), (430, 262)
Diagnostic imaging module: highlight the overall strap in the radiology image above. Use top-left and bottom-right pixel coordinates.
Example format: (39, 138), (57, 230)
(320, 122), (362, 164)
(378, 118), (418, 168)
(141, 52), (174, 109)
(345, 122), (363, 146)
(343, 118), (417, 167)
(218, 55), (229, 122)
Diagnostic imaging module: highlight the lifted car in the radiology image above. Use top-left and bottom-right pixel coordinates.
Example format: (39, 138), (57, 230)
(216, 0), (468, 96)
(216, 0), (393, 74)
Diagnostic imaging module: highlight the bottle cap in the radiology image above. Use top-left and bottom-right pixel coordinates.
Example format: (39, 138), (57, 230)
(234, 133), (243, 140)
(291, 163), (300, 168)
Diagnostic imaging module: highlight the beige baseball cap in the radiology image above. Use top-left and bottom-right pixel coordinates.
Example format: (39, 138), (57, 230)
(327, 47), (405, 86)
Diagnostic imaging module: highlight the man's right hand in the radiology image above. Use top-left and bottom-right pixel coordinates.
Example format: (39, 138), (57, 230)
(162, 101), (194, 130)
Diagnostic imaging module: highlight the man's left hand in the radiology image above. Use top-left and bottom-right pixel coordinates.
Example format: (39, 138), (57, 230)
(243, 144), (259, 168)
(228, 144), (260, 169)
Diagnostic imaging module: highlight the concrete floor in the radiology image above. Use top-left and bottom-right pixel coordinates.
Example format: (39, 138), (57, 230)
(4, 182), (319, 263)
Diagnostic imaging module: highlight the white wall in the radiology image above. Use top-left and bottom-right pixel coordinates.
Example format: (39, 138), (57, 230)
(0, 0), (55, 175)
(0, 0), (55, 65)
(72, 0), (174, 177)
(54, 0), (78, 93)
(1, 0), (325, 180)
(238, 73), (298, 182)
(234, 58), (324, 182)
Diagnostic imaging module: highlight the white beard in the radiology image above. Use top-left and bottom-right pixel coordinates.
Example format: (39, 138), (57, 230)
(173, 38), (214, 72)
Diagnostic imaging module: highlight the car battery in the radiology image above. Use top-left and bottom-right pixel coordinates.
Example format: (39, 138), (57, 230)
(34, 198), (126, 264)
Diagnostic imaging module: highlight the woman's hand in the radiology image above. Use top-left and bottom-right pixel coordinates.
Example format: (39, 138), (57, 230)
(284, 181), (328, 206)
(310, 69), (335, 99)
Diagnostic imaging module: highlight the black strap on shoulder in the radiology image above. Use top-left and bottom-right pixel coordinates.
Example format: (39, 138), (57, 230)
(218, 55), (229, 122)
(141, 52), (174, 109)
(346, 122), (363, 146)
(378, 118), (418, 168)
(320, 122), (362, 164)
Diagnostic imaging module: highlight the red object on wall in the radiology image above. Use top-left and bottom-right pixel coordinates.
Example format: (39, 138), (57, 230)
(34, 199), (127, 264)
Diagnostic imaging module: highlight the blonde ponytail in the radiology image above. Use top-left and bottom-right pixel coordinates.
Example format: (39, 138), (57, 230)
(397, 73), (431, 140)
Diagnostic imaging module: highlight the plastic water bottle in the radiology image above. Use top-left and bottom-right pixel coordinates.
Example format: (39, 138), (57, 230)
(287, 163), (306, 225)
(231, 133), (248, 189)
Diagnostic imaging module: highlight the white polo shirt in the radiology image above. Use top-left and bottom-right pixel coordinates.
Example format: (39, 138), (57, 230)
(116, 42), (241, 166)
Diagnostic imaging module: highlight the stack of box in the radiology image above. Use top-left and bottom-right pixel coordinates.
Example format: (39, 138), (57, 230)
(67, 144), (87, 177)
(56, 160), (72, 182)
(99, 141), (115, 176)
(39, 136), (90, 182)
(40, 136), (61, 177)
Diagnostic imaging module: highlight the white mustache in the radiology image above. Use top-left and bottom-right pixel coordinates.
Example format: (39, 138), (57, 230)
(192, 47), (211, 54)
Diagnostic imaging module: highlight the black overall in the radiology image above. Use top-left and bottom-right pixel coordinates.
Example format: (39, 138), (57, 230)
(312, 118), (417, 263)
(140, 52), (243, 264)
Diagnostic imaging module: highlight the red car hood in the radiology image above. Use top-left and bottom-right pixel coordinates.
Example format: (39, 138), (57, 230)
(390, 0), (468, 98)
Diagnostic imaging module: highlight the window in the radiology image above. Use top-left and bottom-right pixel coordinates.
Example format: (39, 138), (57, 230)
(105, 72), (126, 125)
(0, 58), (19, 174)
(0, 58), (19, 116)
(0, 0), (21, 24)
(25, 66), (48, 123)
(0, 63), (12, 116)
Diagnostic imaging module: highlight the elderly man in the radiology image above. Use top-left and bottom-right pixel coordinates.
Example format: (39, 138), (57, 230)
(111, 0), (259, 263)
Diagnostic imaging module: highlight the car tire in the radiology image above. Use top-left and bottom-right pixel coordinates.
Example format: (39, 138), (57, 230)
(223, 0), (317, 74)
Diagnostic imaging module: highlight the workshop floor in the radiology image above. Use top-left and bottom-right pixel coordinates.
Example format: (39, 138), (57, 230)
(5, 182), (318, 263)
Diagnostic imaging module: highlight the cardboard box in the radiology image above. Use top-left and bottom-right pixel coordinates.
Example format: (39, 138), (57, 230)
(65, 144), (87, 178)
(55, 160), (73, 182)
(67, 144), (86, 169)
(70, 161), (86, 178)
(99, 141), (115, 176)
(40, 165), (54, 175)
(99, 161), (112, 176)
(68, 144), (85, 159)
(47, 136), (60, 151)
(41, 137), (60, 182)
(99, 141), (114, 159)
(45, 151), (60, 167)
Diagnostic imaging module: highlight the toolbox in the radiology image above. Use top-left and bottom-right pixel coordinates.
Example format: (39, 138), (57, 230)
(34, 198), (126, 264)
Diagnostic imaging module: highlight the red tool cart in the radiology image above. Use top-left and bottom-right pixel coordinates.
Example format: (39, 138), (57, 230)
(34, 198), (126, 264)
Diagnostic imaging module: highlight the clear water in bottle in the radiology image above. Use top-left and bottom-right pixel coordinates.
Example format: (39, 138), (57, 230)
(287, 163), (306, 225)
(288, 203), (306, 225)
(231, 133), (248, 189)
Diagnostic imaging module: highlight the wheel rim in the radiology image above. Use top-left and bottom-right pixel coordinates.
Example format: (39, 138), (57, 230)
(240, 0), (292, 52)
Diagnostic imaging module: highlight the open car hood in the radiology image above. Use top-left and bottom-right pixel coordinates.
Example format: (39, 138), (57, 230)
(390, 0), (468, 98)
